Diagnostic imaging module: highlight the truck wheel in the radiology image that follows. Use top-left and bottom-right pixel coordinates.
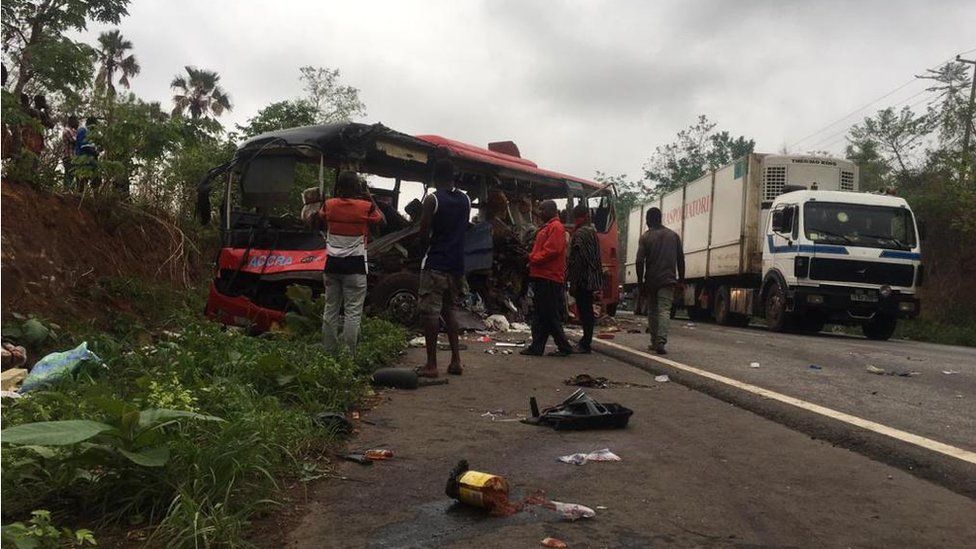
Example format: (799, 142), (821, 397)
(862, 314), (897, 341)
(371, 272), (420, 326)
(763, 281), (790, 332)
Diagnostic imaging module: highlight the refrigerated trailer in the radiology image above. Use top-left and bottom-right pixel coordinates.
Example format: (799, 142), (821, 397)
(624, 154), (922, 340)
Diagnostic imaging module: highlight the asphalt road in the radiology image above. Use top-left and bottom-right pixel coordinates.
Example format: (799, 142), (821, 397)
(272, 341), (976, 549)
(605, 313), (976, 453)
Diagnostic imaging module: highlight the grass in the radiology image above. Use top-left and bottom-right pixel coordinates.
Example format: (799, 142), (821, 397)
(1, 277), (407, 547)
(893, 316), (976, 347)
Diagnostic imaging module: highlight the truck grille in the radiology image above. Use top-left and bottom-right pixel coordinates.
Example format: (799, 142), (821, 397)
(809, 258), (914, 287)
(840, 170), (855, 191)
(763, 166), (786, 201)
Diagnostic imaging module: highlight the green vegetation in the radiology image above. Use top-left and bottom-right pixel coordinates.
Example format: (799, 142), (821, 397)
(1, 279), (407, 546)
(1, 510), (97, 548)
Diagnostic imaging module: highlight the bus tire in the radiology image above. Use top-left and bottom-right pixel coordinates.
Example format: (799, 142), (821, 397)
(371, 272), (420, 327)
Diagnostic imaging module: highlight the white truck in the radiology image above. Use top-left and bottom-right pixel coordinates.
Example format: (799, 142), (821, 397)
(624, 154), (922, 340)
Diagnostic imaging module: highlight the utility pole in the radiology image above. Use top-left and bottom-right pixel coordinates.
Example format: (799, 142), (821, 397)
(957, 55), (976, 184)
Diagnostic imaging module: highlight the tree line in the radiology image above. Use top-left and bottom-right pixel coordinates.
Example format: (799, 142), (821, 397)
(2, 0), (365, 220)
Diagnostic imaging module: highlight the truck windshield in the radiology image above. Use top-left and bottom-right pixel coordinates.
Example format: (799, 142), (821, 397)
(804, 202), (917, 250)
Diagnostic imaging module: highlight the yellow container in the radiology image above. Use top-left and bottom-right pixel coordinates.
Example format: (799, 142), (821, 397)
(456, 470), (509, 510)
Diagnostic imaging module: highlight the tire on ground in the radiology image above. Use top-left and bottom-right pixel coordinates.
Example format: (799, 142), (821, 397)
(763, 280), (791, 332)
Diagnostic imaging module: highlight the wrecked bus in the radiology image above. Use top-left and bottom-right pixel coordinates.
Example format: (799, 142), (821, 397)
(196, 122), (619, 332)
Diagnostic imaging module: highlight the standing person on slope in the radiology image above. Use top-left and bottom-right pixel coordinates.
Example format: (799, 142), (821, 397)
(415, 159), (471, 378)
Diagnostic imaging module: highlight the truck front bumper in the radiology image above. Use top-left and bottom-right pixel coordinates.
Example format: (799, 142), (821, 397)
(788, 284), (919, 323)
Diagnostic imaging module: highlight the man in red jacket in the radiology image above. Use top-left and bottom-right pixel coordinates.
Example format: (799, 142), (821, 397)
(521, 200), (574, 357)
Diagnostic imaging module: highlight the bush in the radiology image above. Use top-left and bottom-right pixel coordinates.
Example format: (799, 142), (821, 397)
(1, 295), (407, 547)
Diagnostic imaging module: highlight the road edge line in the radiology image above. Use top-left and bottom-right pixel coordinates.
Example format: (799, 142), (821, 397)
(593, 338), (976, 500)
(595, 338), (976, 465)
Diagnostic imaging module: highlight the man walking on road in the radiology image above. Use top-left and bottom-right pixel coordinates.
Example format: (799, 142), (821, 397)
(566, 202), (603, 353)
(636, 207), (684, 355)
(320, 171), (385, 353)
(521, 200), (574, 357)
(416, 159), (471, 378)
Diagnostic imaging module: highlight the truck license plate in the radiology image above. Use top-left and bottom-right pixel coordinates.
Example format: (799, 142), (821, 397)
(851, 290), (878, 303)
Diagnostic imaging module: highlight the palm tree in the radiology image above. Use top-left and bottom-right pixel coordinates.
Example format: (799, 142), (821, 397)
(170, 66), (233, 119)
(95, 30), (141, 98)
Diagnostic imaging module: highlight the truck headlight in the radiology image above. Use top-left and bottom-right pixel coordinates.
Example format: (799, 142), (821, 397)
(899, 301), (916, 312)
(880, 285), (892, 298)
(794, 256), (810, 278)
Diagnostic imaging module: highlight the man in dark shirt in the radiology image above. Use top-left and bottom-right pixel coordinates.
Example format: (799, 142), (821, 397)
(416, 159), (471, 377)
(566, 203), (603, 353)
(636, 207), (685, 355)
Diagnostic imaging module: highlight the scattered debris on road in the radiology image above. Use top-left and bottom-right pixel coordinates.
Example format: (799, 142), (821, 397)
(445, 460), (512, 513)
(808, 364), (823, 370)
(596, 333), (615, 340)
(655, 375), (670, 383)
(341, 453), (373, 465)
(942, 370), (960, 375)
(540, 538), (567, 549)
(557, 448), (621, 466)
(484, 314), (510, 332)
(549, 501), (597, 520)
(565, 373), (609, 388)
(866, 365), (921, 377)
(363, 449), (395, 461)
(524, 389), (633, 430)
(749, 362), (760, 369)
(564, 373), (659, 390)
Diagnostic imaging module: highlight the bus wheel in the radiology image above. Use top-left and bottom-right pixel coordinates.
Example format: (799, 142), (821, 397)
(372, 272), (420, 326)
(862, 314), (897, 341)
(764, 281), (790, 332)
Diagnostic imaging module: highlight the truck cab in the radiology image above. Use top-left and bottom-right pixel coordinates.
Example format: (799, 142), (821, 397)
(762, 189), (921, 339)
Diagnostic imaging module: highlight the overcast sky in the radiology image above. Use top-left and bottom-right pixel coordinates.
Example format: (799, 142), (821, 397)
(77, 0), (976, 183)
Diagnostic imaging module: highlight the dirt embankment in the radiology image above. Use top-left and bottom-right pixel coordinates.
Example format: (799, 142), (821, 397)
(1, 181), (205, 324)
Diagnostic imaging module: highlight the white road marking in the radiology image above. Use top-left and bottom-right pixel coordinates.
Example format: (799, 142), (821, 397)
(595, 338), (976, 465)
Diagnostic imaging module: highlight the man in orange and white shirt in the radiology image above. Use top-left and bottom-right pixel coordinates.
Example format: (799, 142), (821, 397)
(319, 171), (385, 352)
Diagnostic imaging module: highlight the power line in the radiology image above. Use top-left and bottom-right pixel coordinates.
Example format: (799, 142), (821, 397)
(815, 93), (944, 152)
(801, 87), (937, 151)
(788, 79), (918, 148)
(788, 49), (975, 148)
